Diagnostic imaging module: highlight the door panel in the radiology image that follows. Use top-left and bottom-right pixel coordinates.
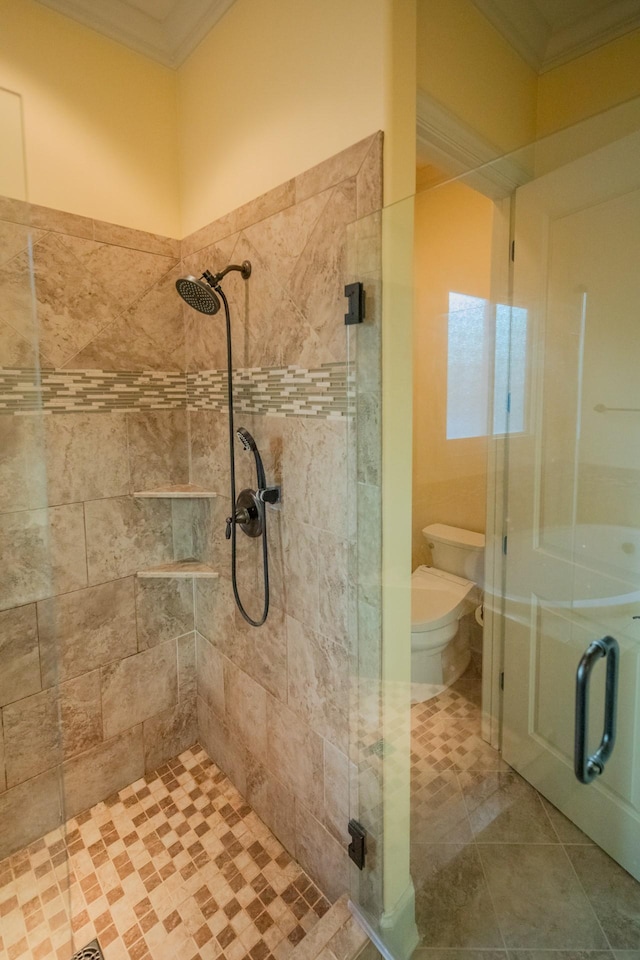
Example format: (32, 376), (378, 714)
(502, 129), (640, 881)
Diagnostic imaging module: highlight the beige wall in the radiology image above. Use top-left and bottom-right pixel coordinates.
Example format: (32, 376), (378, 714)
(537, 29), (640, 137)
(177, 0), (388, 234)
(416, 0), (538, 153)
(412, 179), (493, 570)
(0, 0), (180, 236)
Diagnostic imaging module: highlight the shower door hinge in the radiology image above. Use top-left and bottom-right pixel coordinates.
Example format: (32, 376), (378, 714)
(510, 240), (516, 261)
(347, 819), (367, 870)
(500, 671), (505, 691)
(502, 534), (508, 555)
(344, 282), (365, 325)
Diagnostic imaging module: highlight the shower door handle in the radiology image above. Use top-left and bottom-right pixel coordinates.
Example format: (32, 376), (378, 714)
(574, 635), (619, 784)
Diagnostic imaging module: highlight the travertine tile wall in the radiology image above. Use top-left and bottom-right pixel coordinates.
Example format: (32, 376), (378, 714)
(0, 204), (197, 860)
(182, 133), (383, 903)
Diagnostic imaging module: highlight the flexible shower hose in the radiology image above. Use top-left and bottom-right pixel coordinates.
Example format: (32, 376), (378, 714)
(218, 286), (270, 627)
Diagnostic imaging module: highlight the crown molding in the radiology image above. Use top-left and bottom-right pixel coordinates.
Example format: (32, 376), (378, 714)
(416, 91), (532, 199)
(471, 0), (640, 73)
(35, 0), (237, 68)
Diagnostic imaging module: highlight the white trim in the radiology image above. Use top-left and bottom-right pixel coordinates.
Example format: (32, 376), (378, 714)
(349, 883), (419, 960)
(471, 0), (640, 74)
(416, 92), (532, 200)
(34, 0), (237, 68)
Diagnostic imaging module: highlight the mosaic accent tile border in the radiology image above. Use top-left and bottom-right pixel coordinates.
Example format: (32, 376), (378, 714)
(0, 364), (353, 418)
(0, 369), (186, 415)
(187, 363), (352, 419)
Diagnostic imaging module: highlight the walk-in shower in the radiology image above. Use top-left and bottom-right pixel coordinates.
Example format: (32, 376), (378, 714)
(176, 262), (280, 626)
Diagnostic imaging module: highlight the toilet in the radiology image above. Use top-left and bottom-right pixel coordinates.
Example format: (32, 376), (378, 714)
(411, 524), (485, 700)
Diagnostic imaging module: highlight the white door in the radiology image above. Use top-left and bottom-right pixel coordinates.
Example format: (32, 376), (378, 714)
(501, 128), (640, 881)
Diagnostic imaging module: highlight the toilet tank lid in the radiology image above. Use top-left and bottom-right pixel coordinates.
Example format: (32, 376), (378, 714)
(422, 523), (485, 550)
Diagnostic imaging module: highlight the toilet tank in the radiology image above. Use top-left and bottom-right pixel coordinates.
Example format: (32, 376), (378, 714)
(422, 523), (485, 583)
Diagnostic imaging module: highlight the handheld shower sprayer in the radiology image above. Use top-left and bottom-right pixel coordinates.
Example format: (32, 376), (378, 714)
(175, 260), (280, 628)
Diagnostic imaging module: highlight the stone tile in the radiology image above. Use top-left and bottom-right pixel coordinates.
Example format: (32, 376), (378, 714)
(62, 724), (144, 818)
(43, 411), (130, 505)
(196, 632), (226, 718)
(0, 317), (37, 366)
(267, 697), (324, 820)
(0, 603), (41, 707)
(356, 132), (384, 219)
(567, 845), (640, 949)
(135, 577), (194, 649)
(67, 263), (186, 371)
(0, 232), (121, 367)
(541, 798), (595, 844)
(178, 632), (196, 701)
(197, 696), (248, 797)
(323, 741), (349, 846)
(245, 757), (297, 856)
(294, 136), (375, 204)
(0, 503), (87, 611)
(325, 915), (369, 960)
(0, 412), (46, 513)
(459, 769), (558, 843)
(224, 659), (268, 759)
(84, 496), (172, 583)
(0, 218), (37, 266)
(38, 577), (137, 685)
(234, 178), (297, 233)
(479, 844), (607, 949)
(0, 768), (62, 861)
(287, 179), (356, 364)
(3, 670), (102, 786)
(411, 842), (503, 948)
(92, 219), (179, 257)
(282, 419), (347, 537)
(286, 617), (348, 752)
(234, 602), (288, 702)
(189, 409), (231, 495)
(506, 953), (612, 960)
(101, 640), (178, 739)
(127, 409), (188, 492)
(242, 192), (330, 289)
(414, 953), (507, 960)
(411, 770), (473, 844)
(29, 204), (93, 238)
(142, 698), (197, 772)
(280, 518), (319, 633)
(294, 804), (349, 904)
(317, 531), (351, 647)
(195, 576), (239, 657)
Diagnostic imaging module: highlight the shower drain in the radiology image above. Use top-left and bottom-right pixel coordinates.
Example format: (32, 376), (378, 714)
(70, 940), (104, 960)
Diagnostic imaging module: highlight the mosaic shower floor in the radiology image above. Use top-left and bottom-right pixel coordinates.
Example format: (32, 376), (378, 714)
(0, 745), (330, 960)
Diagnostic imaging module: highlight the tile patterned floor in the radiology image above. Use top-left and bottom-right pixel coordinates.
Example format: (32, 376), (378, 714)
(409, 670), (640, 954)
(0, 745), (330, 960)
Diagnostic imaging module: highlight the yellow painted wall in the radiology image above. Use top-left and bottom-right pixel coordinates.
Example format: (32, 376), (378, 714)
(0, 0), (179, 236)
(177, 0), (388, 234)
(416, 0), (538, 153)
(412, 179), (494, 570)
(0, 87), (26, 200)
(537, 29), (640, 137)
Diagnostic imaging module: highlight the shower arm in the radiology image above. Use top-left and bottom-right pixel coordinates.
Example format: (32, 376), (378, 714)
(202, 261), (251, 287)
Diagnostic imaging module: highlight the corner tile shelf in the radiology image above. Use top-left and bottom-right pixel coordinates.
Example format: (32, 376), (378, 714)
(137, 559), (219, 579)
(134, 483), (217, 498)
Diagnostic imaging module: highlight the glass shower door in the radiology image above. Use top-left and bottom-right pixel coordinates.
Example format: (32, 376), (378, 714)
(501, 125), (640, 881)
(0, 87), (72, 960)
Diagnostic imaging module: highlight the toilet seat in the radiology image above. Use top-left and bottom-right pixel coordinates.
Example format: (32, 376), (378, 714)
(411, 566), (475, 635)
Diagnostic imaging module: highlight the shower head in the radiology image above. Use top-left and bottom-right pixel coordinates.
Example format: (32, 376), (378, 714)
(176, 261), (252, 315)
(175, 276), (221, 315)
(236, 427), (257, 452)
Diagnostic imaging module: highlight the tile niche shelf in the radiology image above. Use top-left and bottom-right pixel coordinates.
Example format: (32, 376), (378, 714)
(133, 483), (217, 498)
(137, 559), (219, 579)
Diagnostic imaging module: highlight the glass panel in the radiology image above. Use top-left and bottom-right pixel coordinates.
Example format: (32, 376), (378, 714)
(0, 87), (72, 957)
(351, 96), (640, 960)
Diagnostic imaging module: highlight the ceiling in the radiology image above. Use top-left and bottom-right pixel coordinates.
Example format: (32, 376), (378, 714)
(34, 0), (238, 68)
(471, 0), (640, 72)
(35, 0), (640, 73)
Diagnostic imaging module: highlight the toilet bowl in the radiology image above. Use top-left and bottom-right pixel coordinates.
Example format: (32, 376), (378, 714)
(411, 524), (485, 701)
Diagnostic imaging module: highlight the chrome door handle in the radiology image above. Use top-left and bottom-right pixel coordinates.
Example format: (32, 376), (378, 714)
(574, 635), (619, 784)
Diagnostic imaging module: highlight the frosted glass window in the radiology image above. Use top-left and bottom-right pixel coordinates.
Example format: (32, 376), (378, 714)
(446, 293), (527, 439)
